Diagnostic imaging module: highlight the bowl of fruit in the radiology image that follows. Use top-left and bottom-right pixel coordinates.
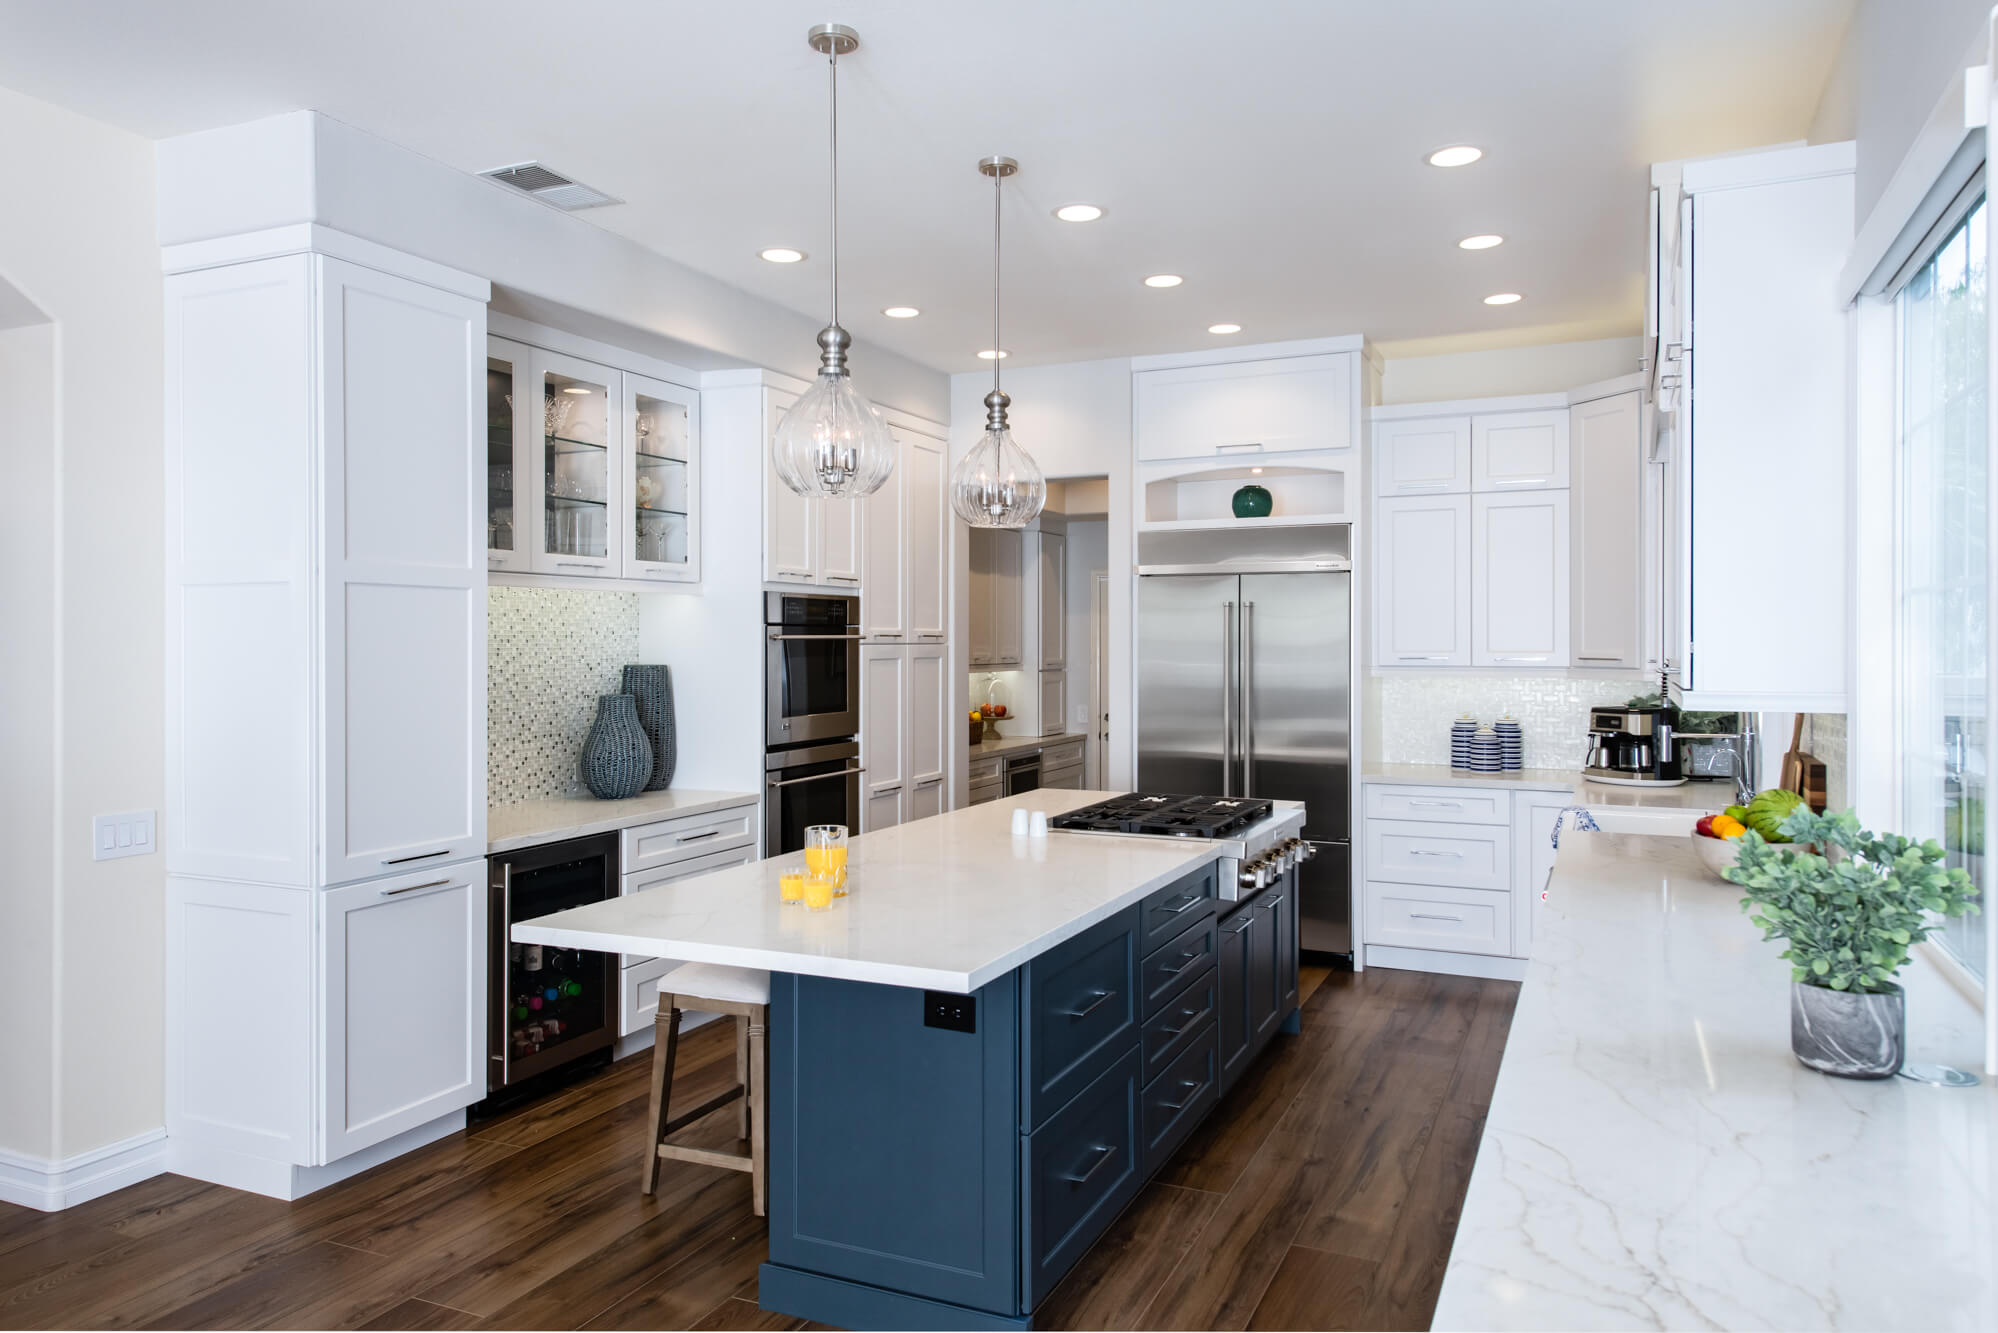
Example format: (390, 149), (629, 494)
(1692, 789), (1809, 878)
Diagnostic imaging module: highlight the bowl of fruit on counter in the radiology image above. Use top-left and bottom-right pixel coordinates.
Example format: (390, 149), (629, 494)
(1692, 788), (1810, 877)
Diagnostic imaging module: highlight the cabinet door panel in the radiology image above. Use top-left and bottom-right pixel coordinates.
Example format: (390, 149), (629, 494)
(1039, 530), (1066, 668)
(1472, 491), (1570, 667)
(527, 347), (620, 577)
(1373, 495), (1471, 667)
(968, 528), (994, 666)
(1374, 417), (1471, 494)
(1040, 672), (1067, 737)
(1472, 409), (1569, 490)
(764, 389), (817, 582)
(861, 431), (905, 638)
(1135, 353), (1354, 461)
(860, 644), (906, 795)
(821, 496), (862, 587)
(622, 372), (700, 583)
(991, 529), (1024, 665)
(484, 336), (533, 573)
(318, 258), (485, 884)
(320, 863), (484, 1162)
(1570, 393), (1642, 668)
(904, 430), (948, 640)
(906, 641), (946, 787)
(864, 787), (904, 834)
(907, 779), (944, 822)
(1216, 905), (1253, 1093)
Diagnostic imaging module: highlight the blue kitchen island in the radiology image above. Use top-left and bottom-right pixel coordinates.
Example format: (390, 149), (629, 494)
(515, 792), (1305, 1330)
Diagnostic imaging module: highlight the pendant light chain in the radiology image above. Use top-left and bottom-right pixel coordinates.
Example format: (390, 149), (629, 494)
(827, 44), (838, 337)
(992, 162), (1002, 400)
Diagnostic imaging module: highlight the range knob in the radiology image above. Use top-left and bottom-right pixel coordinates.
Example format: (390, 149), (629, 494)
(1295, 839), (1317, 862)
(1237, 857), (1269, 891)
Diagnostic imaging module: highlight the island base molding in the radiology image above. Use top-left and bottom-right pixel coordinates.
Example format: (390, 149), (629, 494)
(166, 1111), (465, 1201)
(759, 1265), (1033, 1332)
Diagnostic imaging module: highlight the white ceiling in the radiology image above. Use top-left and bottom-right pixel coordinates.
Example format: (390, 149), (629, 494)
(0, 0), (1852, 371)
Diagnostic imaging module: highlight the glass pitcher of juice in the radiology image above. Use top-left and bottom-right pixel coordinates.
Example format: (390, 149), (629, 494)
(803, 824), (849, 903)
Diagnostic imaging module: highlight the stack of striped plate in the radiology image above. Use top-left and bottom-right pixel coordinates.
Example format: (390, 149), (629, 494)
(1495, 716), (1523, 772)
(1449, 715), (1479, 770)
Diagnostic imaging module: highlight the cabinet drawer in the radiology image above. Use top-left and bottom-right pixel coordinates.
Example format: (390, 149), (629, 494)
(1042, 740), (1085, 771)
(970, 756), (1004, 784)
(969, 780), (1004, 806)
(1021, 907), (1140, 1129)
(1022, 1047), (1143, 1307)
(1042, 767), (1084, 791)
(1142, 968), (1217, 1084)
(1138, 863), (1218, 956)
(1141, 914), (1218, 1018)
(621, 803), (756, 875)
(619, 844), (757, 969)
(1365, 819), (1512, 890)
(1364, 784), (1509, 825)
(620, 960), (669, 1038)
(1140, 1022), (1218, 1175)
(1364, 881), (1512, 956)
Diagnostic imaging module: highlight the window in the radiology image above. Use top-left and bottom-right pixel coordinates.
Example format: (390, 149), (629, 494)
(1898, 193), (1988, 983)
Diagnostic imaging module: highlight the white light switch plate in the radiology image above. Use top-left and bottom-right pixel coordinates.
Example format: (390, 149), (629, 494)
(93, 810), (156, 860)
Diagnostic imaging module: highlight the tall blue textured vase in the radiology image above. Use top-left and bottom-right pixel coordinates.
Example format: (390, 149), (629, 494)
(581, 694), (652, 800)
(622, 664), (677, 791)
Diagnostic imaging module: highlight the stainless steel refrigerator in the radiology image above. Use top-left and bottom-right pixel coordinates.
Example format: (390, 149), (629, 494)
(1136, 526), (1353, 955)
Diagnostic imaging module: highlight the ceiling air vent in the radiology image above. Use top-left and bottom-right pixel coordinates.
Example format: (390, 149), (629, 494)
(480, 161), (622, 211)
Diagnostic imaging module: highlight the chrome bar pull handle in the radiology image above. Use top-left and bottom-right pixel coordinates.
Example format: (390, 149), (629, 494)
(1243, 600), (1256, 798)
(1221, 600), (1236, 798)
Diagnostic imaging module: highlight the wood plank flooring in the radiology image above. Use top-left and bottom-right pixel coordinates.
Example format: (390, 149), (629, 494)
(0, 966), (1515, 1331)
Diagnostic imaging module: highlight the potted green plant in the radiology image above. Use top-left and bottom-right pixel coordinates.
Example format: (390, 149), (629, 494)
(1724, 806), (1979, 1078)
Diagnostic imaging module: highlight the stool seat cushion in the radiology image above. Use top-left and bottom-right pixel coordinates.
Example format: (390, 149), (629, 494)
(665, 962), (770, 1006)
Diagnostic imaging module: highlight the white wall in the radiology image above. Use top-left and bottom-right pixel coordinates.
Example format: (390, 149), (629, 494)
(0, 84), (164, 1167)
(951, 358), (1136, 787)
(1379, 336), (1641, 405)
(156, 112), (951, 424)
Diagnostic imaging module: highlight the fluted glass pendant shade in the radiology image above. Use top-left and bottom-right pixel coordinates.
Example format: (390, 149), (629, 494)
(951, 154), (1046, 529)
(772, 23), (895, 499)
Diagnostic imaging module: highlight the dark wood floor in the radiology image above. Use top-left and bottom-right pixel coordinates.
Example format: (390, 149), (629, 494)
(0, 965), (1515, 1331)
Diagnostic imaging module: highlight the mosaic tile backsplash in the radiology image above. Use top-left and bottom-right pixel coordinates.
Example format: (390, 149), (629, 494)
(489, 586), (643, 805)
(1364, 671), (1648, 769)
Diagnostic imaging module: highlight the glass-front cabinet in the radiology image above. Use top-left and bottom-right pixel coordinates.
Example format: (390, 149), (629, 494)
(624, 372), (701, 582)
(486, 333), (700, 584)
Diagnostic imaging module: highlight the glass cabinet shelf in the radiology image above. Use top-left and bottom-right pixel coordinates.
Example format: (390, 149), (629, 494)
(546, 493), (608, 508)
(635, 451), (688, 466)
(635, 507), (690, 518)
(547, 435), (609, 455)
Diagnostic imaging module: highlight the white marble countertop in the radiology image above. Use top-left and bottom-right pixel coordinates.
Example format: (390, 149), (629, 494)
(487, 788), (758, 856)
(1360, 762), (1729, 832)
(512, 790), (1299, 993)
(1434, 832), (1995, 1332)
(970, 731), (1084, 759)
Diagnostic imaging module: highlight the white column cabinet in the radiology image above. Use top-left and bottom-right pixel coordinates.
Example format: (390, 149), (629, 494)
(1038, 529), (1066, 670)
(860, 644), (908, 833)
(904, 430), (947, 641)
(1570, 392), (1643, 669)
(862, 434), (906, 640)
(1472, 491), (1570, 668)
(1373, 495), (1472, 667)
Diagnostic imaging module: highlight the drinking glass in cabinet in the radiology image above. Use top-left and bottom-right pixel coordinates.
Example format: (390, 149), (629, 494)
(632, 392), (690, 568)
(545, 370), (609, 559)
(487, 357), (516, 552)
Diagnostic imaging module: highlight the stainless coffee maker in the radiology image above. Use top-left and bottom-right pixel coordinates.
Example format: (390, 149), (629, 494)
(1582, 705), (1687, 786)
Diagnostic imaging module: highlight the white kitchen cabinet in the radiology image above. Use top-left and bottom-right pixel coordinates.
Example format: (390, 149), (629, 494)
(1373, 495), (1472, 667)
(861, 429), (906, 640)
(763, 389), (817, 583)
(1039, 528), (1066, 669)
(1570, 391), (1643, 669)
(318, 864), (485, 1162)
(622, 372), (701, 584)
(906, 780), (944, 822)
(862, 641), (946, 832)
(1472, 491), (1570, 667)
(1512, 792), (1571, 961)
(1039, 672), (1067, 737)
(821, 496), (862, 588)
(904, 429), (948, 641)
(1374, 416), (1471, 495)
(907, 641), (947, 790)
(1472, 409), (1569, 491)
(1134, 352), (1355, 461)
(860, 644), (907, 832)
(528, 346), (621, 579)
(620, 839), (758, 974)
(864, 788), (906, 834)
(969, 528), (1024, 668)
(485, 336), (533, 574)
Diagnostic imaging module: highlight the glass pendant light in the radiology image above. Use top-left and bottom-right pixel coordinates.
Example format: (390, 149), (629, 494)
(949, 155), (1047, 529)
(772, 24), (896, 499)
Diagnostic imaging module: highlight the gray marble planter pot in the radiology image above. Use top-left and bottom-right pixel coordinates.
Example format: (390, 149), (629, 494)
(581, 693), (653, 800)
(1791, 980), (1904, 1079)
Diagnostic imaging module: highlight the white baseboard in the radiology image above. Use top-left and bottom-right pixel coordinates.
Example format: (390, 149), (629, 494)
(1364, 943), (1528, 982)
(0, 1129), (168, 1212)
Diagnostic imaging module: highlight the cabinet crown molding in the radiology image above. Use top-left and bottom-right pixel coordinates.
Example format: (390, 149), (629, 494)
(161, 223), (490, 301)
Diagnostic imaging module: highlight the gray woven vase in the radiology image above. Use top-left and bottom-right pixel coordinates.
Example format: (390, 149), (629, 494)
(621, 664), (677, 791)
(581, 694), (652, 800)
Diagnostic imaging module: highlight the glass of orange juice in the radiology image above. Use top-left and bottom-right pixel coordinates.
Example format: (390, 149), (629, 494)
(803, 825), (848, 908)
(779, 871), (805, 906)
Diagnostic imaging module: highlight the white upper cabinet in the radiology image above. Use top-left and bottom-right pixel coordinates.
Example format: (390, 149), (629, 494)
(862, 431), (906, 639)
(1375, 417), (1472, 495)
(904, 429), (947, 641)
(1570, 392), (1643, 669)
(1471, 409), (1569, 491)
(485, 337), (532, 573)
(1374, 495), (1472, 667)
(528, 347), (621, 579)
(622, 372), (700, 583)
(1472, 491), (1570, 668)
(821, 496), (862, 587)
(763, 389), (819, 583)
(1039, 529), (1067, 670)
(968, 527), (1024, 668)
(1135, 352), (1355, 461)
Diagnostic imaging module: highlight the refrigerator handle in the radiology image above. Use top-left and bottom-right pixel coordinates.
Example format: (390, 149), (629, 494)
(1221, 600), (1236, 797)
(1243, 600), (1256, 797)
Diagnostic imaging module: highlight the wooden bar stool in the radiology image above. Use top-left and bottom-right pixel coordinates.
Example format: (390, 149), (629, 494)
(640, 963), (770, 1216)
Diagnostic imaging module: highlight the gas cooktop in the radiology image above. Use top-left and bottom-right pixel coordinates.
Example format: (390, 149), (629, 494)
(1049, 793), (1275, 839)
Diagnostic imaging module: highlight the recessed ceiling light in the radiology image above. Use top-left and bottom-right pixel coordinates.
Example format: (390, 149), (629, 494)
(1484, 292), (1523, 305)
(1054, 203), (1104, 223)
(1427, 145), (1483, 168)
(1459, 234), (1504, 250)
(977, 349), (1009, 360)
(1144, 274), (1183, 288)
(759, 247), (806, 263)
(1208, 323), (1242, 334)
(882, 306), (920, 318)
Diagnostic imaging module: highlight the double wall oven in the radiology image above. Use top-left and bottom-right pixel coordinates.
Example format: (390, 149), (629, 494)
(765, 592), (864, 854)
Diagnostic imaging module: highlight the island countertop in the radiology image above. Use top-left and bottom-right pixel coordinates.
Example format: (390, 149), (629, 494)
(513, 790), (1302, 993)
(1433, 832), (1995, 1331)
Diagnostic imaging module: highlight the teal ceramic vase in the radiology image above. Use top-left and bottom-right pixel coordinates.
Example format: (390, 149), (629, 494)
(1231, 483), (1274, 518)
